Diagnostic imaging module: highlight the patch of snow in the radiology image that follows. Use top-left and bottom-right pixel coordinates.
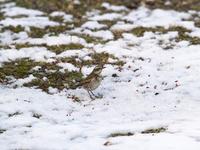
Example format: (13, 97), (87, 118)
(11, 75), (36, 87)
(102, 2), (128, 12)
(0, 17), (59, 28)
(1, 6), (44, 17)
(189, 29), (200, 38)
(50, 11), (73, 22)
(111, 22), (136, 31)
(82, 29), (114, 40)
(81, 21), (107, 30)
(124, 7), (192, 28)
(90, 13), (123, 21)
(57, 49), (88, 58)
(0, 31), (29, 45)
(20, 34), (87, 46)
(71, 28), (114, 40)
(45, 34), (86, 46)
(0, 47), (56, 63)
(57, 62), (79, 72)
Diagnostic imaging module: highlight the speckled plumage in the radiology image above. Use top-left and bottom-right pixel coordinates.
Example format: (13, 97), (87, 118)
(78, 65), (104, 91)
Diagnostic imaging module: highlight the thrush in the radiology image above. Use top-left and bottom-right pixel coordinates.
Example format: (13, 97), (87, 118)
(76, 64), (105, 100)
(75, 53), (109, 99)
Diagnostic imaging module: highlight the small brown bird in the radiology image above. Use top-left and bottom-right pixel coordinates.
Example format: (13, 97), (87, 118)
(77, 64), (105, 100)
(75, 53), (109, 99)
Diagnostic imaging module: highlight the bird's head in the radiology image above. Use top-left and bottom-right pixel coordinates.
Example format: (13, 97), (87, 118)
(93, 65), (105, 75)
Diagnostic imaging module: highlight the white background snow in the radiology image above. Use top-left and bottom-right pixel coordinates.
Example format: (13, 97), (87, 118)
(0, 1), (200, 150)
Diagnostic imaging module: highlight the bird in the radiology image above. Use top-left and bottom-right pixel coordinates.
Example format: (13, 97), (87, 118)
(78, 64), (105, 100)
(75, 53), (109, 100)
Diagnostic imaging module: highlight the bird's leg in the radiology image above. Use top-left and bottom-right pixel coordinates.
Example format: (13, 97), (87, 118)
(97, 93), (103, 98)
(87, 90), (95, 100)
(90, 90), (103, 99)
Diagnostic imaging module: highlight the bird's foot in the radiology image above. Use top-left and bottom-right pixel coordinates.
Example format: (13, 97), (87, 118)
(95, 93), (103, 99)
(88, 91), (103, 100)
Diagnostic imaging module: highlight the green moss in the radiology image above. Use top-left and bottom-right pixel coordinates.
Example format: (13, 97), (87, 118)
(168, 26), (191, 33)
(191, 4), (200, 11)
(14, 0), (200, 14)
(0, 72), (6, 82)
(168, 26), (200, 44)
(15, 0), (87, 17)
(15, 0), (133, 21)
(14, 43), (85, 54)
(61, 52), (125, 68)
(131, 26), (200, 45)
(47, 44), (84, 54)
(47, 25), (71, 34)
(25, 71), (83, 92)
(28, 25), (71, 38)
(128, 0), (200, 11)
(0, 12), (5, 20)
(81, 35), (99, 43)
(0, 57), (83, 92)
(1, 25), (25, 33)
(0, 59), (41, 79)
(132, 26), (191, 37)
(131, 26), (166, 37)
(107, 53), (125, 66)
(0, 51), (122, 93)
(10, 14), (29, 18)
(74, 34), (108, 44)
(17, 59), (83, 92)
(59, 57), (84, 72)
(141, 127), (167, 134)
(15, 43), (45, 49)
(49, 16), (64, 23)
(98, 20), (116, 28)
(0, 45), (12, 49)
(15, 0), (69, 12)
(28, 26), (47, 38)
(108, 132), (134, 137)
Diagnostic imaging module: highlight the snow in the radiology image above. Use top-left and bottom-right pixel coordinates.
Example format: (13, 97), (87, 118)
(81, 21), (107, 30)
(81, 29), (114, 40)
(0, 31), (29, 45)
(0, 3), (58, 28)
(50, 11), (73, 22)
(71, 28), (114, 40)
(19, 34), (87, 46)
(1, 6), (44, 17)
(57, 49), (88, 58)
(0, 47), (56, 63)
(1, 1), (200, 150)
(124, 7), (192, 28)
(0, 16), (59, 28)
(101, 2), (128, 12)
(111, 22), (136, 31)
(90, 13), (123, 21)
(11, 75), (36, 87)
(44, 34), (86, 46)
(58, 62), (79, 72)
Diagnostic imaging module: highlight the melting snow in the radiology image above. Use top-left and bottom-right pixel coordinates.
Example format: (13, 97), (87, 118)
(0, 2), (200, 150)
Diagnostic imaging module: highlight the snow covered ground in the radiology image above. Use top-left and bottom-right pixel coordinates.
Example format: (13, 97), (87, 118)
(1, 1), (200, 149)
